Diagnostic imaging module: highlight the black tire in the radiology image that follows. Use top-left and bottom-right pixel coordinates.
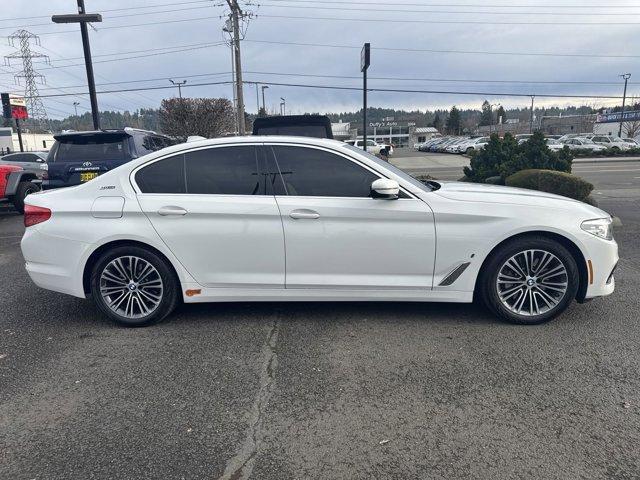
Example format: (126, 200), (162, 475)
(466, 147), (474, 155)
(478, 236), (579, 325)
(90, 246), (180, 327)
(13, 180), (39, 214)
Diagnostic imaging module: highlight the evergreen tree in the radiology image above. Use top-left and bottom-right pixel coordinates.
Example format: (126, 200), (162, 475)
(479, 100), (493, 126)
(445, 106), (461, 134)
(431, 112), (442, 131)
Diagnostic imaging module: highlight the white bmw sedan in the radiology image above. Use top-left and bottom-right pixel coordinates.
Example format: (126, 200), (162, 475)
(21, 136), (617, 327)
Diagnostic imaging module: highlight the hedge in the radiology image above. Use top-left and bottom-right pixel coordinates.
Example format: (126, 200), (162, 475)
(505, 169), (593, 202)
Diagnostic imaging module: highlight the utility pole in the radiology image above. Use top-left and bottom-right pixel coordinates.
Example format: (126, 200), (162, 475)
(225, 0), (247, 135)
(261, 85), (269, 113)
(73, 101), (79, 116)
(361, 43), (370, 152)
(52, 1), (102, 130)
(619, 73), (631, 138)
(169, 79), (187, 99)
(529, 96), (535, 133)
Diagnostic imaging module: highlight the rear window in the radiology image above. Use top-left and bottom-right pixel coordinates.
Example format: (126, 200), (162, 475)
(50, 135), (129, 163)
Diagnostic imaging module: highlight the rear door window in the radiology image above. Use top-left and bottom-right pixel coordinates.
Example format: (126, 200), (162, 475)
(135, 155), (186, 194)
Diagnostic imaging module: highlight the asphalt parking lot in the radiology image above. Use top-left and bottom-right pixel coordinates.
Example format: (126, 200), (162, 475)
(1, 162), (639, 479)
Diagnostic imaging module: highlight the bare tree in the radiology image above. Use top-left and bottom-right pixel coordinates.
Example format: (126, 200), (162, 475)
(159, 98), (234, 139)
(623, 96), (640, 138)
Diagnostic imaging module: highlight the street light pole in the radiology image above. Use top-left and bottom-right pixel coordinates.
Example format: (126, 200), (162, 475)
(169, 79), (187, 99)
(73, 101), (79, 116)
(52, 1), (102, 130)
(529, 96), (535, 133)
(280, 97), (285, 115)
(619, 73), (631, 138)
(261, 85), (269, 114)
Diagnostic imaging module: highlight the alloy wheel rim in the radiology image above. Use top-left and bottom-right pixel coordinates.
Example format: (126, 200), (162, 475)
(99, 256), (163, 319)
(496, 249), (568, 317)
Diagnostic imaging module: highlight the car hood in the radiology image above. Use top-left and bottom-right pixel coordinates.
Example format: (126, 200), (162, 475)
(432, 180), (608, 215)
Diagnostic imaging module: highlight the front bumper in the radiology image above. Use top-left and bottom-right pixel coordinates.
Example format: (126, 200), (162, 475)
(583, 237), (618, 299)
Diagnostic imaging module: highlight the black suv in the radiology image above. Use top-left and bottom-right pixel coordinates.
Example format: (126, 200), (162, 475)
(44, 128), (175, 189)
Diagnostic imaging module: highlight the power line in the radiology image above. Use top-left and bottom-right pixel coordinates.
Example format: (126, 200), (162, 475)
(257, 13), (640, 25)
(244, 39), (640, 59)
(255, 2), (640, 16)
(29, 78), (629, 100)
(0, 1), (219, 22)
(0, 43), (228, 74)
(248, 0), (640, 8)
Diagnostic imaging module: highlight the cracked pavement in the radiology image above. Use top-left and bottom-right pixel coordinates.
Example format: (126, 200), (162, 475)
(1, 169), (640, 479)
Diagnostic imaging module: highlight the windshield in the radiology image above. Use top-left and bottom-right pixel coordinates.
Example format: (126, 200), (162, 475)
(581, 138), (595, 144)
(342, 144), (433, 192)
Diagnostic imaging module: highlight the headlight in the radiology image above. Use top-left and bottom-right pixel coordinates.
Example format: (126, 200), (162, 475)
(581, 217), (613, 240)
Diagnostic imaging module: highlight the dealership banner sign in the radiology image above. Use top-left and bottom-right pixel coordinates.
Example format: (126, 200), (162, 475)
(596, 110), (640, 124)
(1, 93), (28, 120)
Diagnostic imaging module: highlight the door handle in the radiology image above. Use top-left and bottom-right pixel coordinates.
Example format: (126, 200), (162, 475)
(289, 209), (320, 220)
(158, 206), (188, 216)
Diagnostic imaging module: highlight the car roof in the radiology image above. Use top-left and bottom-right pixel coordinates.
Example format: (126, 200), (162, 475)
(126, 135), (352, 166)
(53, 127), (164, 140)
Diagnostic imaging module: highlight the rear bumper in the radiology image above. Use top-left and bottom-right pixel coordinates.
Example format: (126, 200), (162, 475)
(21, 227), (90, 298)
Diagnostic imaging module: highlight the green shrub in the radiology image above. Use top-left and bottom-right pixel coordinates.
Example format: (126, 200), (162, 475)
(505, 169), (593, 202)
(462, 131), (574, 182)
(499, 131), (572, 178)
(463, 133), (518, 182)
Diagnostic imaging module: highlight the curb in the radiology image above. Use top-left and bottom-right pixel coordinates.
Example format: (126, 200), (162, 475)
(574, 157), (640, 164)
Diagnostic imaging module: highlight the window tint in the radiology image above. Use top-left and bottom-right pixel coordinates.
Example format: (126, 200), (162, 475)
(135, 155), (186, 193)
(185, 146), (262, 195)
(271, 145), (379, 197)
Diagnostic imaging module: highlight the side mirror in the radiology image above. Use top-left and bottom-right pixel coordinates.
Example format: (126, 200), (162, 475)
(371, 178), (399, 199)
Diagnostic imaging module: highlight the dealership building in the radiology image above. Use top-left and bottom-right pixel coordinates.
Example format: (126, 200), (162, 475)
(331, 119), (439, 147)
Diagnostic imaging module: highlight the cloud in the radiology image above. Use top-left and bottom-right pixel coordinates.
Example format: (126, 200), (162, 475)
(0, 0), (637, 119)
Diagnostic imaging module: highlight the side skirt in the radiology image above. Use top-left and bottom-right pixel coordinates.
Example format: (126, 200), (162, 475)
(181, 285), (473, 303)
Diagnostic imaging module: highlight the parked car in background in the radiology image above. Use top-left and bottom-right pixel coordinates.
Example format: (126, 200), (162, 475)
(418, 138), (441, 152)
(545, 139), (566, 151)
(585, 135), (630, 151)
(0, 164), (40, 213)
(557, 134), (586, 143)
(622, 138), (639, 147)
(444, 137), (470, 153)
(44, 128), (175, 189)
(0, 151), (48, 176)
(461, 136), (490, 154)
(561, 137), (607, 152)
(21, 135), (618, 327)
(344, 139), (393, 157)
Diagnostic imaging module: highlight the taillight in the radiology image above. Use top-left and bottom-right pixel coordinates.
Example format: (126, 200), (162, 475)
(24, 204), (51, 227)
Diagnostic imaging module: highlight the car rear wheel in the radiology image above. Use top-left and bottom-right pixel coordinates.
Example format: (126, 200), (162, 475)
(479, 236), (579, 325)
(90, 246), (179, 327)
(13, 180), (39, 214)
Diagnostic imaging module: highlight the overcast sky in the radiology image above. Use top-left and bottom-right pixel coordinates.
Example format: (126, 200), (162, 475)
(0, 0), (639, 119)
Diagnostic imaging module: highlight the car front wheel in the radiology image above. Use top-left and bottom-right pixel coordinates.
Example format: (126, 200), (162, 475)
(479, 236), (579, 324)
(90, 246), (179, 327)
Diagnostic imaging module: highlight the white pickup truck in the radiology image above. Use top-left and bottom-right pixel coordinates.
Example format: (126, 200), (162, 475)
(345, 139), (394, 157)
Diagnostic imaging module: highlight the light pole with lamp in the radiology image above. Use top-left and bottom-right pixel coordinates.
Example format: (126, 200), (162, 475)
(489, 103), (500, 135)
(280, 97), (286, 116)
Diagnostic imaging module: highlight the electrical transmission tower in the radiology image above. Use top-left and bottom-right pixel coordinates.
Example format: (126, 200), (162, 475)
(4, 30), (50, 132)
